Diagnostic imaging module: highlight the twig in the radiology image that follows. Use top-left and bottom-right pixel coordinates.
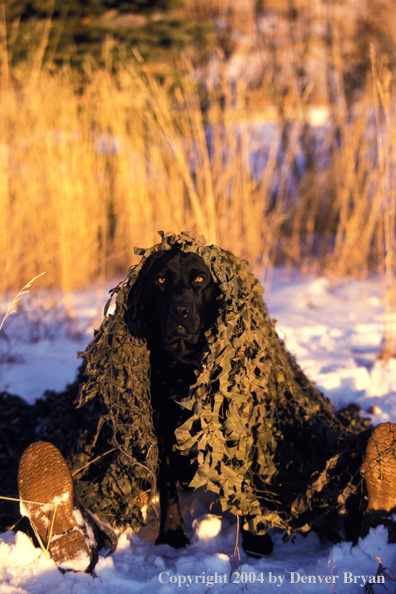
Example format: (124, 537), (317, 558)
(47, 505), (58, 551)
(0, 495), (54, 507)
(71, 447), (116, 476)
(28, 519), (51, 559)
(0, 272), (46, 332)
(375, 556), (396, 585)
(8, 516), (24, 532)
(0, 495), (55, 558)
(229, 516), (242, 582)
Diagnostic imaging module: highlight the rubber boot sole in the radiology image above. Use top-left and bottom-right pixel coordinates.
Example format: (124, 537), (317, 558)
(364, 423), (396, 513)
(362, 423), (396, 542)
(18, 441), (97, 572)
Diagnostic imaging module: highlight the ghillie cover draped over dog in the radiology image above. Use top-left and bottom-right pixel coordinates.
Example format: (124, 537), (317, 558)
(76, 231), (370, 539)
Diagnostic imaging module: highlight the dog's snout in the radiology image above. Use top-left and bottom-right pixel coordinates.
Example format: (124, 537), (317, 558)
(169, 301), (191, 319)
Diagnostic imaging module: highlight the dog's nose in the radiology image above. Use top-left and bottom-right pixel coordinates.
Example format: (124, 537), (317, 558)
(169, 301), (191, 319)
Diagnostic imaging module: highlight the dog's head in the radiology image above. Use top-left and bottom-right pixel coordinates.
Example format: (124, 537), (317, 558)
(130, 250), (219, 362)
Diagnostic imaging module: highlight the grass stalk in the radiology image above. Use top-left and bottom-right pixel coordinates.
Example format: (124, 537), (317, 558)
(0, 15), (394, 363)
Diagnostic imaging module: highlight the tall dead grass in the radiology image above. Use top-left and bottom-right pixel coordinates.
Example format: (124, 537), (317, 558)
(0, 44), (287, 292)
(0, 10), (395, 358)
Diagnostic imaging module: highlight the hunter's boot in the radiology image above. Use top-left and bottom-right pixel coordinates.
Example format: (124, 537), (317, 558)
(18, 441), (117, 572)
(362, 422), (396, 542)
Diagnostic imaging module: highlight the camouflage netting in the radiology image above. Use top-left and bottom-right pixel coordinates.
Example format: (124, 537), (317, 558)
(77, 231), (371, 538)
(0, 231), (371, 539)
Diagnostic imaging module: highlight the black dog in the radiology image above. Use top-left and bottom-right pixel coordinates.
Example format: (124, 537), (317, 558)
(133, 250), (273, 556)
(136, 250), (218, 548)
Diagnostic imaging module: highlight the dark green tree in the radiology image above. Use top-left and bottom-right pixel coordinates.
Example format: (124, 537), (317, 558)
(5, 0), (213, 67)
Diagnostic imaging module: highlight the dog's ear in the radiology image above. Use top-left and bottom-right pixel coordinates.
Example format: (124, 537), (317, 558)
(126, 251), (165, 326)
(126, 274), (145, 325)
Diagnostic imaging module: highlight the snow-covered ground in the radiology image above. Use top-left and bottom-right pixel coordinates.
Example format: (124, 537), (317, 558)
(0, 269), (395, 593)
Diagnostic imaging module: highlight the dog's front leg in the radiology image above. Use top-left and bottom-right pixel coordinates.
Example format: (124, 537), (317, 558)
(155, 430), (190, 549)
(241, 520), (273, 557)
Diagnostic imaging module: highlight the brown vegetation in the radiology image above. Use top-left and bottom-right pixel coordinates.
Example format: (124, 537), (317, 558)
(0, 0), (395, 356)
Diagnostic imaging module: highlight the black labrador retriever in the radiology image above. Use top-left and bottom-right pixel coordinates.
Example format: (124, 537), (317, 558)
(135, 250), (273, 556)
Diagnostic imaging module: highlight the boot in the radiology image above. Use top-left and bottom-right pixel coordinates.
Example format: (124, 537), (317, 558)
(362, 423), (396, 542)
(18, 441), (113, 572)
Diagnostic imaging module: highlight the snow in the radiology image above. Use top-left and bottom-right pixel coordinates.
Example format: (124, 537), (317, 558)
(1, 269), (396, 592)
(52, 493), (71, 508)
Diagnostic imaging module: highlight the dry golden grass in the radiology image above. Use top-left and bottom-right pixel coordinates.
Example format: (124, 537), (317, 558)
(0, 53), (393, 283)
(0, 49), (285, 291)
(0, 8), (395, 354)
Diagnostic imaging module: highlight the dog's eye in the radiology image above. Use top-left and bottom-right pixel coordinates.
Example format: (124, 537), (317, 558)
(195, 275), (204, 283)
(157, 277), (166, 285)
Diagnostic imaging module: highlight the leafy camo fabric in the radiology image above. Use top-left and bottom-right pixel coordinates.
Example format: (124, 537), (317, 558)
(76, 231), (370, 537)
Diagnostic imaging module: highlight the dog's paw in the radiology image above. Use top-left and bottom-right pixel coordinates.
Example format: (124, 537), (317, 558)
(241, 530), (273, 558)
(156, 528), (190, 549)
